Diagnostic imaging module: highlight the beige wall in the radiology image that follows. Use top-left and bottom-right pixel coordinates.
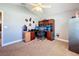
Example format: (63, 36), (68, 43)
(59, 22), (68, 40)
(46, 9), (77, 40)
(54, 10), (76, 40)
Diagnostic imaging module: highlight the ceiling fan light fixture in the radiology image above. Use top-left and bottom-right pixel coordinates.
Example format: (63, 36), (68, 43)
(32, 7), (43, 12)
(30, 3), (51, 12)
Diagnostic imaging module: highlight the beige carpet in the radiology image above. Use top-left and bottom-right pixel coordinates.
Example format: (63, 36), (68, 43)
(0, 39), (79, 56)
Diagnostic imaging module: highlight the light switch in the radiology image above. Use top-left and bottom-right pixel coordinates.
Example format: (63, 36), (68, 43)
(4, 26), (8, 29)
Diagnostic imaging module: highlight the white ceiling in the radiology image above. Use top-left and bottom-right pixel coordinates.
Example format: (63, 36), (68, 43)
(14, 3), (79, 16)
(43, 3), (79, 14)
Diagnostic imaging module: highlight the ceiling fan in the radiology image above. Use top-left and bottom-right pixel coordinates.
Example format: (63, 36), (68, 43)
(30, 3), (51, 12)
(21, 3), (51, 12)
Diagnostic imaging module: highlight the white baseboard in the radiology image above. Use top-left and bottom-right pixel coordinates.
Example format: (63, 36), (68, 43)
(56, 38), (68, 43)
(2, 39), (22, 47)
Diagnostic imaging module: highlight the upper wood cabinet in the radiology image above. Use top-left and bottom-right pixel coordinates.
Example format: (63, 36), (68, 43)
(38, 19), (55, 41)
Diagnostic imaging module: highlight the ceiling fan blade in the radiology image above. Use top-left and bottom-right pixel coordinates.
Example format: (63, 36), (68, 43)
(29, 3), (39, 7)
(41, 5), (51, 8)
(32, 7), (43, 12)
(30, 3), (51, 8)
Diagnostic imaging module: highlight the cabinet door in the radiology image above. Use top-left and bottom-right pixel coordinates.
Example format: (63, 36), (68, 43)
(47, 31), (51, 40)
(31, 32), (35, 40)
(24, 32), (31, 42)
(51, 32), (55, 40)
(69, 18), (79, 53)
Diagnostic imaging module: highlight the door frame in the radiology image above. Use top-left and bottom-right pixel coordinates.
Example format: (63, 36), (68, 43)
(0, 10), (3, 47)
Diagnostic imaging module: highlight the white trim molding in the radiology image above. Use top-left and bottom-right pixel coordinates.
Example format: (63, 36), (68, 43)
(56, 38), (68, 43)
(2, 39), (22, 47)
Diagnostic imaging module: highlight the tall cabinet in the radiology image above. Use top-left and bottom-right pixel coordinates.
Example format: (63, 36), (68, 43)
(69, 18), (79, 53)
(38, 19), (55, 41)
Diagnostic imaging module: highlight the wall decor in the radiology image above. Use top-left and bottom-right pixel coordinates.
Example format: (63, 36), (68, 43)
(24, 17), (36, 31)
(29, 23), (31, 26)
(29, 17), (32, 21)
(25, 19), (28, 22)
(33, 21), (35, 23)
